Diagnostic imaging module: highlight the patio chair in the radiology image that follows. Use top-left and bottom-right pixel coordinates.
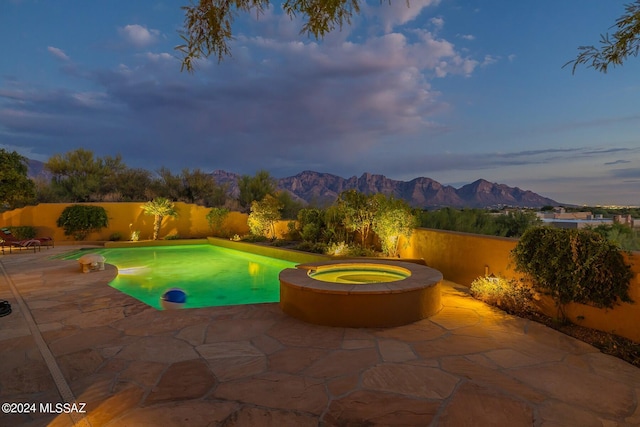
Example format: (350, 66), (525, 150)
(0, 228), (53, 254)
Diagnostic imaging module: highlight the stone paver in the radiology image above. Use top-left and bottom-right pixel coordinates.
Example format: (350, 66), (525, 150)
(144, 359), (216, 405)
(1, 247), (639, 426)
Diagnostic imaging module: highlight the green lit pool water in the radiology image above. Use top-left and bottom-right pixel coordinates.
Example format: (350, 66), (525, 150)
(59, 245), (296, 309)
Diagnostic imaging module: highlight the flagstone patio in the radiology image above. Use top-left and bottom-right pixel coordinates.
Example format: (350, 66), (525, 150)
(1, 247), (639, 426)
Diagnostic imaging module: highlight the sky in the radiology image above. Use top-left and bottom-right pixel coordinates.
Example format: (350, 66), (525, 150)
(1, 1), (639, 206)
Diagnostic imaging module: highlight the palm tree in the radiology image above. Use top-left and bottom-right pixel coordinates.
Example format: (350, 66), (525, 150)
(142, 198), (178, 240)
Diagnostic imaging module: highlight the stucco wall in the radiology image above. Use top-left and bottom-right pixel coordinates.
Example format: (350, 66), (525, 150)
(400, 228), (640, 342)
(0, 202), (250, 242)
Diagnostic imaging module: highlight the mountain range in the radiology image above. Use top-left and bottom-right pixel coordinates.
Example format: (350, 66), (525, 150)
(26, 158), (559, 208)
(213, 170), (560, 209)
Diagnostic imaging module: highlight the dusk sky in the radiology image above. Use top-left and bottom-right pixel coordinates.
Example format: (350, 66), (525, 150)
(1, 1), (639, 206)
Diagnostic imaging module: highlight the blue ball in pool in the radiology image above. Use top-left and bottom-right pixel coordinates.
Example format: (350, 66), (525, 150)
(161, 288), (187, 310)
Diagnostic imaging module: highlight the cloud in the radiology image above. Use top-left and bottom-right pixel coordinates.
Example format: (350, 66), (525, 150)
(481, 54), (499, 67)
(47, 46), (69, 61)
(429, 17), (444, 30)
(459, 34), (475, 41)
(609, 168), (640, 179)
(0, 3), (483, 178)
(141, 52), (175, 62)
(372, 0), (441, 32)
(118, 24), (160, 48)
(605, 159), (631, 165)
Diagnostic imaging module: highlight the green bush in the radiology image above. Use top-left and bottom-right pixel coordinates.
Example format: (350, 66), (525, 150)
(470, 276), (535, 315)
(109, 232), (123, 241)
(206, 207), (230, 237)
(240, 234), (268, 243)
(248, 195), (282, 238)
(285, 220), (300, 241)
(324, 241), (378, 257)
(56, 205), (109, 240)
(512, 227), (633, 320)
(295, 241), (327, 254)
(7, 226), (37, 240)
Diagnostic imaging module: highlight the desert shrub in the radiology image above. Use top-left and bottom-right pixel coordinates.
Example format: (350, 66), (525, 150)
(56, 205), (108, 240)
(285, 220), (300, 241)
(297, 208), (325, 242)
(248, 195), (282, 238)
(325, 241), (349, 256)
(270, 239), (291, 247)
(324, 241), (378, 257)
(7, 226), (37, 240)
(241, 234), (268, 243)
(206, 207), (230, 237)
(301, 223), (323, 242)
(295, 241), (327, 254)
(470, 276), (535, 315)
(590, 223), (640, 251)
(512, 227), (633, 320)
(372, 194), (416, 257)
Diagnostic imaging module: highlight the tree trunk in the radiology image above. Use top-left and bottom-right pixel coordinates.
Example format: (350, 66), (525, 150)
(153, 215), (163, 240)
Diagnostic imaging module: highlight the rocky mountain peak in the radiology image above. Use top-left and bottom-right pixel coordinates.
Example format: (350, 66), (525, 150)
(213, 170), (559, 208)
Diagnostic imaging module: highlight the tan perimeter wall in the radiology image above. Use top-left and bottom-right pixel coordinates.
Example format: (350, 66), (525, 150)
(2, 204), (639, 343)
(0, 202), (251, 242)
(400, 228), (640, 343)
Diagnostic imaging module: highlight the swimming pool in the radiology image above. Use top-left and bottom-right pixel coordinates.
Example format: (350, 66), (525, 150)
(60, 245), (297, 309)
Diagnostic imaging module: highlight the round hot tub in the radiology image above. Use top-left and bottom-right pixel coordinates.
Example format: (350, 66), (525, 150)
(309, 263), (411, 284)
(279, 259), (442, 327)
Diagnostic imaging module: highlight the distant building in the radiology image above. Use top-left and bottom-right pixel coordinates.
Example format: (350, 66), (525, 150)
(614, 215), (637, 228)
(536, 210), (612, 229)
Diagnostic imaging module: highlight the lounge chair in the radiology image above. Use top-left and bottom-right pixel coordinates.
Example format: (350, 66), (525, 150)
(0, 228), (53, 254)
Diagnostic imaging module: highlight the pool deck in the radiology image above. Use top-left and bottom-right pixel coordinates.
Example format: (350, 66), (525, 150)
(1, 247), (639, 426)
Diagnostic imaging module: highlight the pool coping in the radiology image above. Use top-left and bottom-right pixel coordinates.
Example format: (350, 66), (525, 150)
(105, 238), (330, 265)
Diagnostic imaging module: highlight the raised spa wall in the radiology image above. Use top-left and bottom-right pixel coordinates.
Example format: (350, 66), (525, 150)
(279, 260), (443, 328)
